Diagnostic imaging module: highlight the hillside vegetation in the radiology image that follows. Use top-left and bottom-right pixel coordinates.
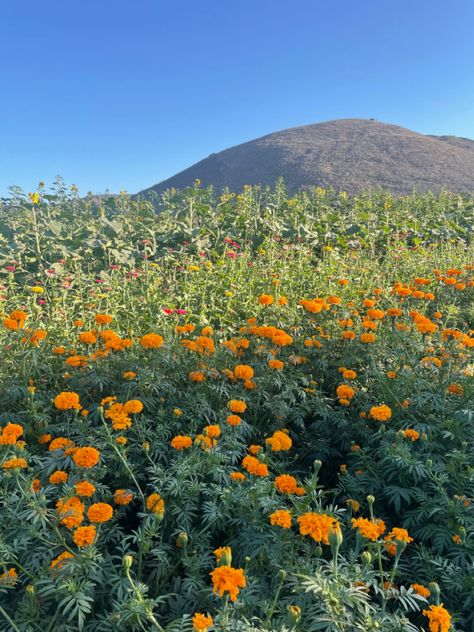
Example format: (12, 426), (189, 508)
(0, 181), (473, 632)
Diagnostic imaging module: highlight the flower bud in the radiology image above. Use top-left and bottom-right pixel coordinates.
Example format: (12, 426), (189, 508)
(176, 531), (188, 548)
(428, 582), (440, 604)
(314, 545), (323, 557)
(313, 460), (322, 475)
(367, 495), (375, 507)
(361, 550), (372, 565)
(123, 555), (133, 571)
(278, 569), (287, 581)
(286, 605), (301, 626)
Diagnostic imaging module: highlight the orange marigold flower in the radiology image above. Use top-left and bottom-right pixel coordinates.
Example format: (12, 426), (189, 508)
(87, 502), (113, 523)
(351, 517), (386, 541)
(411, 583), (430, 598)
(73, 446), (100, 468)
(171, 435), (193, 450)
(0, 568), (18, 585)
(189, 370), (206, 382)
(50, 551), (74, 572)
(275, 474), (304, 495)
(227, 414), (242, 427)
(204, 424), (221, 438)
(242, 455), (269, 477)
(360, 333), (376, 343)
(49, 437), (75, 452)
(2, 457), (28, 469)
(266, 430), (292, 452)
(336, 384), (356, 400)
(422, 604), (452, 632)
(75, 481), (96, 497)
(123, 399), (143, 414)
(258, 294), (273, 305)
(234, 364), (254, 380)
(192, 613), (214, 632)
(369, 404), (392, 422)
(57, 496), (84, 529)
(114, 489), (133, 505)
(210, 565), (246, 602)
(49, 470), (68, 484)
(447, 383), (463, 395)
(140, 333), (164, 349)
(230, 472), (246, 482)
(54, 391), (81, 410)
(270, 509), (292, 528)
(227, 399), (247, 413)
(402, 429), (419, 441)
(146, 492), (165, 517)
(95, 314), (113, 325)
(73, 525), (96, 547)
(297, 512), (339, 544)
(268, 359), (284, 370)
(78, 331), (97, 344)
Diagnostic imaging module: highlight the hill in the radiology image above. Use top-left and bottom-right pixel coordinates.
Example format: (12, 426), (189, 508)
(138, 118), (474, 197)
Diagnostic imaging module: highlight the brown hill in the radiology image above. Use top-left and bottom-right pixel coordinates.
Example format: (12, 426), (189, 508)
(138, 118), (474, 197)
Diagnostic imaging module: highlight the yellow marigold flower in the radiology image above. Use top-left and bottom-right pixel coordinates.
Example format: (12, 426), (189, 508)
(192, 612), (214, 631)
(171, 435), (193, 450)
(274, 474), (304, 495)
(146, 492), (165, 517)
(73, 446), (100, 468)
(351, 517), (386, 541)
(210, 565), (246, 602)
(258, 294), (273, 305)
(422, 604), (451, 632)
(270, 509), (292, 528)
(54, 391), (81, 410)
(242, 455), (269, 477)
(227, 399), (246, 413)
(2, 457), (28, 470)
(75, 481), (96, 497)
(230, 472), (246, 482)
(411, 583), (430, 598)
(123, 399), (143, 414)
(49, 470), (68, 484)
(297, 512), (339, 544)
(369, 404), (392, 422)
(140, 333), (164, 349)
(87, 502), (113, 523)
(114, 489), (133, 505)
(73, 525), (96, 547)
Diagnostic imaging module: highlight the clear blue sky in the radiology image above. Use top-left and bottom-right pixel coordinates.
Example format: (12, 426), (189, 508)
(1, 0), (473, 195)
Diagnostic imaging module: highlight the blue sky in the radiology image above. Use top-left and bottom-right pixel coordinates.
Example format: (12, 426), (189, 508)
(1, 0), (473, 195)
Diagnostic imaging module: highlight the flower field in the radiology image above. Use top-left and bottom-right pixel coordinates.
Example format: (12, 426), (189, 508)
(0, 181), (473, 631)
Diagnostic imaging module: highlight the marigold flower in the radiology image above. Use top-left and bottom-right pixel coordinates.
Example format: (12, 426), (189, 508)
(54, 391), (81, 410)
(78, 331), (97, 344)
(140, 333), (164, 349)
(258, 294), (273, 305)
(50, 551), (74, 572)
(0, 568), (18, 585)
(369, 404), (392, 422)
(73, 525), (96, 547)
(336, 384), (355, 400)
(87, 502), (113, 523)
(57, 496), (84, 529)
(266, 430), (292, 452)
(95, 314), (113, 325)
(234, 364), (254, 380)
(171, 435), (193, 450)
(230, 472), (246, 482)
(351, 517), (386, 541)
(0, 423), (24, 445)
(411, 583), (430, 598)
(189, 370), (206, 382)
(73, 446), (100, 468)
(270, 509), (292, 528)
(275, 474), (304, 495)
(192, 613), (214, 632)
(49, 437), (75, 452)
(123, 399), (143, 414)
(210, 565), (246, 602)
(146, 492), (165, 516)
(297, 512), (339, 544)
(49, 470), (68, 484)
(75, 481), (96, 497)
(2, 457), (28, 469)
(204, 424), (221, 438)
(360, 333), (376, 343)
(242, 455), (269, 477)
(123, 371), (137, 379)
(114, 489), (133, 505)
(226, 414), (242, 427)
(422, 604), (452, 632)
(402, 429), (419, 441)
(227, 399), (247, 413)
